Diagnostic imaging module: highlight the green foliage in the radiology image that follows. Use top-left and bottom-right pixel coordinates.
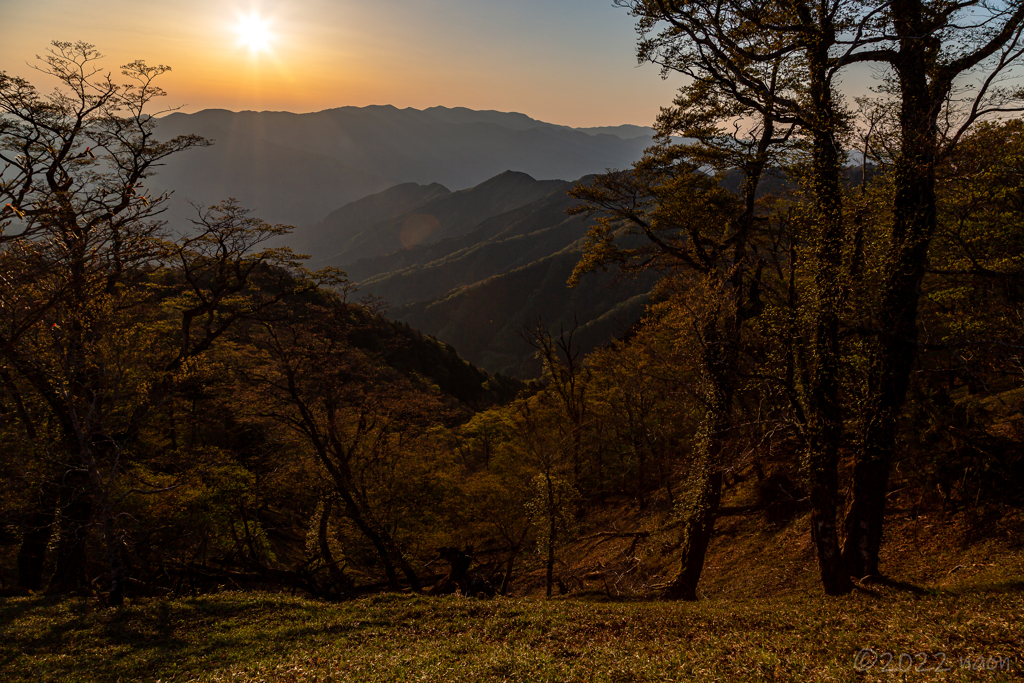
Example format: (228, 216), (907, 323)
(2, 589), (1023, 682)
(526, 473), (581, 551)
(0, 44), (522, 598)
(3, 38), (1024, 612)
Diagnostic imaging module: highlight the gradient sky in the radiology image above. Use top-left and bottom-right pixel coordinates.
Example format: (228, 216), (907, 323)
(0, 0), (685, 127)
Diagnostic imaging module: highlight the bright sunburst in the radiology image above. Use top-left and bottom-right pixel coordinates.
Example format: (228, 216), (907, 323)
(235, 13), (274, 53)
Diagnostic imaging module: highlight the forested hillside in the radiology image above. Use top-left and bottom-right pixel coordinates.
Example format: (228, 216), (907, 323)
(301, 171), (658, 376)
(303, 171), (567, 266)
(2, 16), (1023, 633)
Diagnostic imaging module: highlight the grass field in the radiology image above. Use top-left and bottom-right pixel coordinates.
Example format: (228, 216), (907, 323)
(2, 584), (1022, 683)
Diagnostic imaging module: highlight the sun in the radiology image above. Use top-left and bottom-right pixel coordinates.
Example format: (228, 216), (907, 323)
(235, 13), (274, 53)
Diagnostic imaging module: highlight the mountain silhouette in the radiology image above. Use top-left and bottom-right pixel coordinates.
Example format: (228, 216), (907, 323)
(152, 106), (654, 227)
(300, 171), (655, 377)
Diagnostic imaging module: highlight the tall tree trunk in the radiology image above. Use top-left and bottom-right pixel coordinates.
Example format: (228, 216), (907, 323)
(47, 470), (92, 594)
(16, 493), (56, 591)
(663, 454), (723, 601)
(662, 92), (777, 601)
(665, 351), (730, 601)
(803, 32), (854, 596)
(844, 4), (939, 578)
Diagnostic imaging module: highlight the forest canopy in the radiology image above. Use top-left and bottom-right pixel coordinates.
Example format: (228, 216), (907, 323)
(1, 19), (1023, 607)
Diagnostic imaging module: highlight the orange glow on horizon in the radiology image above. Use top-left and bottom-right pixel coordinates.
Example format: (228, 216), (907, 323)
(0, 0), (683, 128)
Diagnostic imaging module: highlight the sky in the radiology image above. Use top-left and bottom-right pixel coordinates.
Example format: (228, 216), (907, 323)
(0, 0), (685, 128)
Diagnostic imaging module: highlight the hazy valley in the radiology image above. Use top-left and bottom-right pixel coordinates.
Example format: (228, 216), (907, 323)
(150, 106), (662, 377)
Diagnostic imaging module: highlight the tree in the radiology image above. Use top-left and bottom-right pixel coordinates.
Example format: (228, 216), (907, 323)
(839, 0), (1024, 579)
(618, 0), (1024, 592)
(0, 42), (208, 601)
(619, 0), (866, 595)
(587, 337), (678, 509)
(251, 298), (460, 593)
(0, 44), (324, 604)
(525, 321), (590, 490)
(453, 409), (536, 595)
(509, 396), (579, 598)
(570, 79), (792, 598)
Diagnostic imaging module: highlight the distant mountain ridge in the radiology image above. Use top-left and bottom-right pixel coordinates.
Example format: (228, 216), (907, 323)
(299, 182), (452, 261)
(341, 177), (590, 304)
(144, 106), (661, 377)
(298, 170), (655, 377)
(299, 170), (566, 266)
(152, 105), (655, 228)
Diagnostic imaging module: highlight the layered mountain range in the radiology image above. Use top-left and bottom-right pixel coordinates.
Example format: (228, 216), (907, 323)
(294, 170), (655, 377)
(153, 106), (654, 227)
(152, 106), (659, 377)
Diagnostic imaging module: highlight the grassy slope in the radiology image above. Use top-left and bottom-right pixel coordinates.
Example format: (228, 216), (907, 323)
(4, 491), (1022, 682)
(2, 588), (1021, 682)
(3, 394), (1020, 682)
(5, 449), (1022, 682)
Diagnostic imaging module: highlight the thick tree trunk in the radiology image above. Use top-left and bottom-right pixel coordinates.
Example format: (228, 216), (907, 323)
(841, 159), (935, 580)
(842, 454), (893, 578)
(809, 445), (849, 595)
(664, 465), (723, 601)
(804, 35), (854, 596)
(16, 496), (56, 591)
(48, 472), (92, 595)
(842, 229), (927, 577)
(661, 96), (777, 602)
(843, 3), (939, 579)
(664, 387), (729, 601)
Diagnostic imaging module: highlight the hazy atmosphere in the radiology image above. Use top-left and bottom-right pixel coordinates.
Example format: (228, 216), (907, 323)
(0, 0), (683, 126)
(2, 1), (1023, 681)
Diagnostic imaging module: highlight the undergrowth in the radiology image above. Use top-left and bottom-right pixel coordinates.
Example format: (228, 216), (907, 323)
(2, 585), (1021, 682)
